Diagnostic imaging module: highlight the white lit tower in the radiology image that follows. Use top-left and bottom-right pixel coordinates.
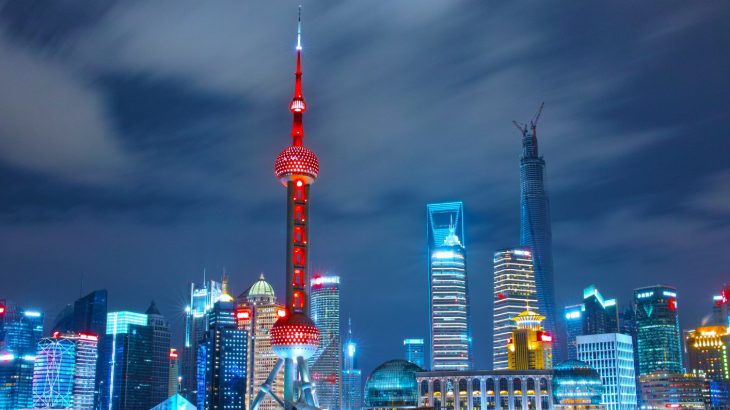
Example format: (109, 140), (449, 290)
(251, 7), (321, 410)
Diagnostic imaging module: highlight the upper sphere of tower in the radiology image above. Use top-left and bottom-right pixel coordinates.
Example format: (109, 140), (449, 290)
(270, 312), (320, 360)
(274, 145), (319, 185)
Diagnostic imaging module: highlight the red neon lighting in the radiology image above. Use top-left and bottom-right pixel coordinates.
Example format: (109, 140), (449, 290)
(0, 305), (5, 315)
(293, 247), (306, 265)
(79, 332), (99, 341)
(236, 310), (251, 320)
(169, 349), (178, 359)
(497, 293), (506, 300)
(540, 333), (553, 343)
(313, 275), (322, 286)
(53, 331), (61, 339)
(665, 404), (681, 408)
(293, 226), (307, 244)
(668, 297), (676, 312)
(293, 269), (304, 286)
(294, 205), (305, 222)
(293, 292), (304, 309)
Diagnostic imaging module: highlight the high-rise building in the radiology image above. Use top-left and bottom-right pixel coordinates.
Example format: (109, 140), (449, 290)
(146, 301), (172, 406)
(0, 351), (35, 410)
(236, 274), (284, 410)
(403, 339), (425, 369)
(685, 325), (730, 381)
(1, 307), (44, 355)
(517, 109), (557, 352)
(32, 332), (98, 410)
(169, 348), (180, 397)
(577, 333), (637, 410)
(342, 320), (362, 410)
(197, 298), (248, 410)
(634, 285), (683, 375)
(713, 285), (730, 327)
(426, 201), (472, 371)
(638, 372), (706, 409)
(0, 304), (42, 410)
(493, 248), (537, 370)
(100, 311), (155, 410)
(563, 285), (618, 360)
(309, 275), (342, 410)
(73, 290), (108, 336)
(507, 309), (553, 370)
(181, 277), (223, 402)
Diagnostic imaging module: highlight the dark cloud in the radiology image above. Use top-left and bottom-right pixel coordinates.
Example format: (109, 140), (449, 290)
(0, 1), (729, 378)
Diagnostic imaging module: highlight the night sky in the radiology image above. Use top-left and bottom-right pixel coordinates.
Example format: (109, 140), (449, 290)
(1, 1), (729, 379)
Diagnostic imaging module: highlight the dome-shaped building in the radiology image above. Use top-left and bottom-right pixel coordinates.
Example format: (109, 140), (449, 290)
(552, 360), (604, 409)
(364, 359), (422, 410)
(238, 273), (276, 305)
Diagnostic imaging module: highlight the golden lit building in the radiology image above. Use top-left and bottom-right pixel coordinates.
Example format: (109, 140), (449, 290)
(685, 325), (730, 381)
(507, 308), (553, 370)
(236, 274), (284, 410)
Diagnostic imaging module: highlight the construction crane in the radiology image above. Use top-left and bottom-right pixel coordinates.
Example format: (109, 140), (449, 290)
(513, 102), (545, 136)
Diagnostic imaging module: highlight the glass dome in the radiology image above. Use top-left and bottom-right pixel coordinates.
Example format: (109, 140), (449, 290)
(552, 360), (603, 406)
(364, 359), (422, 409)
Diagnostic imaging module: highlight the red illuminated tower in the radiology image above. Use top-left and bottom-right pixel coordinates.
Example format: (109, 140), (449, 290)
(251, 8), (321, 410)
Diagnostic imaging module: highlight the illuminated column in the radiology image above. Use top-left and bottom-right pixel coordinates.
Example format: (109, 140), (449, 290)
(479, 379), (487, 410)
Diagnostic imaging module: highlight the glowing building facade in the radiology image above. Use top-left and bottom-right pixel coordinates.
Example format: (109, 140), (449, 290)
(427, 202), (472, 371)
(507, 309), (553, 370)
(403, 339), (425, 369)
(493, 248), (537, 370)
(517, 113), (557, 350)
(638, 372), (706, 409)
(342, 320), (362, 410)
(552, 361), (604, 410)
(633, 285), (683, 375)
(685, 325), (730, 381)
(713, 285), (730, 328)
(577, 333), (637, 410)
(0, 352), (35, 410)
(309, 275), (342, 410)
(169, 348), (180, 397)
(365, 360), (421, 410)
(564, 285), (619, 361)
(0, 305), (42, 410)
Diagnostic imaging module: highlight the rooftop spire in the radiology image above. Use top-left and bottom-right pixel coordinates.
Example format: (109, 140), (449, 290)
(297, 5), (302, 51)
(289, 5), (306, 146)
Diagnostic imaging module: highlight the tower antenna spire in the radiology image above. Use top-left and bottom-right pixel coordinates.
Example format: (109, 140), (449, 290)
(297, 5), (302, 51)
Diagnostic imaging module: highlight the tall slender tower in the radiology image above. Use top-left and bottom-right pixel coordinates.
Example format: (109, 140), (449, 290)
(251, 8), (321, 410)
(516, 106), (557, 353)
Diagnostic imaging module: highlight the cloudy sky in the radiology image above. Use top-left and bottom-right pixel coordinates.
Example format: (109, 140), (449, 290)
(1, 1), (729, 376)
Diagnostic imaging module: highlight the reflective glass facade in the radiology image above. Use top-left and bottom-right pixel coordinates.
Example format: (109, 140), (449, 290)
(403, 339), (425, 369)
(427, 202), (472, 371)
(564, 286), (619, 361)
(364, 360), (421, 409)
(33, 337), (76, 408)
(0, 354), (34, 410)
(577, 333), (637, 410)
(552, 360), (603, 408)
(633, 286), (683, 375)
(493, 248), (537, 369)
(309, 275), (342, 410)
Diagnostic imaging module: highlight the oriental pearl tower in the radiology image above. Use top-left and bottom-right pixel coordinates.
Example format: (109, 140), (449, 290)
(250, 7), (321, 410)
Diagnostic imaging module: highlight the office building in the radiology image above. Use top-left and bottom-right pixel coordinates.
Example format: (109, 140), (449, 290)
(507, 309), (553, 370)
(237, 274), (284, 410)
(403, 339), (425, 369)
(309, 275), (342, 410)
(169, 348), (180, 397)
(416, 368), (554, 410)
(577, 333), (637, 410)
(517, 110), (557, 350)
(634, 285), (683, 375)
(32, 332), (98, 410)
(713, 285), (730, 327)
(343, 319), (363, 410)
(73, 290), (108, 336)
(638, 372), (706, 409)
(0, 304), (42, 410)
(564, 285), (618, 360)
(1, 307), (44, 355)
(197, 298), (248, 410)
(427, 202), (472, 371)
(685, 325), (730, 381)
(0, 352), (35, 410)
(552, 361), (604, 409)
(146, 301), (172, 407)
(493, 248), (537, 369)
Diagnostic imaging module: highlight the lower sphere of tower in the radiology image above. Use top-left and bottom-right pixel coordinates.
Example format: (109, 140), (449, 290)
(271, 312), (320, 359)
(274, 145), (319, 185)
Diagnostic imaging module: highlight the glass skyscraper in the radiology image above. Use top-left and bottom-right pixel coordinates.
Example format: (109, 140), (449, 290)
(146, 302), (172, 407)
(426, 202), (472, 371)
(73, 290), (108, 336)
(309, 275), (342, 410)
(403, 339), (425, 369)
(577, 333), (637, 410)
(563, 285), (619, 360)
(633, 285), (683, 375)
(0, 352), (34, 410)
(342, 320), (363, 410)
(518, 118), (557, 348)
(0, 305), (43, 410)
(493, 248), (537, 369)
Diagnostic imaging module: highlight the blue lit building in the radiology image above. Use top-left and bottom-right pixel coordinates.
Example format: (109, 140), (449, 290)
(552, 360), (604, 409)
(308, 274), (342, 409)
(577, 333), (637, 410)
(403, 339), (425, 369)
(343, 319), (363, 410)
(427, 202), (472, 371)
(0, 305), (43, 410)
(100, 311), (156, 410)
(563, 285), (619, 360)
(73, 290), (108, 336)
(197, 299), (248, 410)
(0, 352), (35, 410)
(1, 307), (44, 355)
(364, 359), (421, 410)
(633, 285), (683, 375)
(517, 115), (557, 351)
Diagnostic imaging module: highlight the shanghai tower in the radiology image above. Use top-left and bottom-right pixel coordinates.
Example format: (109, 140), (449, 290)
(516, 106), (557, 352)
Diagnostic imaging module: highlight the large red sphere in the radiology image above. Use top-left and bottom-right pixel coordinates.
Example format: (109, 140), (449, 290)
(274, 145), (319, 185)
(271, 312), (320, 359)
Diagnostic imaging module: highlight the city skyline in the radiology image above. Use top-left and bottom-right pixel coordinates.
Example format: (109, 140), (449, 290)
(1, 1), (729, 387)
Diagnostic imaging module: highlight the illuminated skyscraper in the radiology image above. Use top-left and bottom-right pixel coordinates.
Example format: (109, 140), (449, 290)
(577, 333), (637, 410)
(181, 277), (223, 402)
(73, 290), (108, 337)
(197, 298), (248, 410)
(633, 285), (683, 375)
(563, 285), (619, 360)
(237, 274), (284, 410)
(1, 307), (44, 355)
(309, 275), (342, 410)
(493, 248), (537, 369)
(146, 301), (172, 407)
(638, 372), (706, 409)
(403, 339), (425, 369)
(427, 201), (472, 371)
(169, 348), (180, 397)
(342, 319), (362, 410)
(507, 309), (552, 370)
(516, 108), (557, 349)
(685, 325), (730, 381)
(32, 332), (98, 410)
(0, 352), (34, 410)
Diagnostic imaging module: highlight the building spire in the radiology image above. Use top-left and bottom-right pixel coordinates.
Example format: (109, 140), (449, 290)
(290, 5), (306, 146)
